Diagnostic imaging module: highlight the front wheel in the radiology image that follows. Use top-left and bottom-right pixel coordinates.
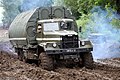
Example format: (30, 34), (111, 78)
(82, 52), (94, 69)
(39, 52), (54, 70)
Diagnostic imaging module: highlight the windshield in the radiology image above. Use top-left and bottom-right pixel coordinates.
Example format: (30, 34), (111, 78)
(43, 21), (73, 31)
(43, 22), (59, 31)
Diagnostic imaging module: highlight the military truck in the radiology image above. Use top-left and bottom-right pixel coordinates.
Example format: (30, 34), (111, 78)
(9, 6), (93, 70)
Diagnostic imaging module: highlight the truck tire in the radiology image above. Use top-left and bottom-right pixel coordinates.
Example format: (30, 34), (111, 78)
(82, 52), (94, 69)
(17, 49), (23, 61)
(39, 52), (54, 70)
(22, 56), (28, 63)
(17, 48), (26, 62)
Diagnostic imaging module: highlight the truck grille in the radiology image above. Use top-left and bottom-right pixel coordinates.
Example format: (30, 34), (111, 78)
(61, 35), (79, 49)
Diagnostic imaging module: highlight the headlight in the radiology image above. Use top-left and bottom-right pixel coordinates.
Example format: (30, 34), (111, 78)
(52, 43), (57, 48)
(81, 41), (85, 46)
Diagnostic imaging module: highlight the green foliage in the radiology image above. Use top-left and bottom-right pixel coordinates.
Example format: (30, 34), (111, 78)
(77, 0), (95, 14)
(95, 0), (117, 10)
(63, 0), (120, 38)
(76, 13), (96, 38)
(64, 0), (119, 18)
(64, 0), (80, 19)
(111, 19), (120, 28)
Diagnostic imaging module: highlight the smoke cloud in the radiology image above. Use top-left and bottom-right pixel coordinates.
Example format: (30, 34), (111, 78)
(86, 6), (120, 59)
(20, 0), (53, 11)
(0, 41), (15, 54)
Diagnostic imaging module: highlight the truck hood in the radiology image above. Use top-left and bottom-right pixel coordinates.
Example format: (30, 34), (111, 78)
(43, 30), (77, 36)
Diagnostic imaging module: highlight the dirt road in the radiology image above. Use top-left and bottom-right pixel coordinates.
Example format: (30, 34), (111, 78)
(0, 51), (120, 80)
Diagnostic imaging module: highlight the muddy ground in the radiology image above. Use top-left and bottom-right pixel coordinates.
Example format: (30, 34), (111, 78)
(0, 33), (120, 80)
(0, 50), (120, 80)
(0, 28), (120, 80)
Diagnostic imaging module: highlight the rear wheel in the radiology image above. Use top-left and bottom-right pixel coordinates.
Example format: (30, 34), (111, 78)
(82, 52), (94, 69)
(17, 48), (27, 62)
(17, 49), (23, 61)
(22, 55), (28, 63)
(39, 52), (54, 70)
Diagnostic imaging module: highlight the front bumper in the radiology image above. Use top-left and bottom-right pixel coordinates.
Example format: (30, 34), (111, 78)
(45, 47), (93, 55)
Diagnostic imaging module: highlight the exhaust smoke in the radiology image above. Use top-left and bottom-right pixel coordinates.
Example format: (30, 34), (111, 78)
(0, 41), (14, 54)
(0, 29), (14, 54)
(86, 6), (120, 59)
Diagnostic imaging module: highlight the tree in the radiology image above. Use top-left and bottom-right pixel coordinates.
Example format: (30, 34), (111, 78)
(63, 0), (120, 39)
(0, 0), (53, 28)
(1, 0), (22, 28)
(64, 0), (119, 18)
(116, 0), (120, 13)
(64, 0), (80, 19)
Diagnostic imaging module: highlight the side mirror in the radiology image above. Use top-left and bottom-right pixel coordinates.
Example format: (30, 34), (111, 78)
(79, 27), (82, 32)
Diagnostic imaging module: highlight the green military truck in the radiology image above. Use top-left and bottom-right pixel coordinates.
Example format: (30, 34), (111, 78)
(9, 6), (93, 70)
